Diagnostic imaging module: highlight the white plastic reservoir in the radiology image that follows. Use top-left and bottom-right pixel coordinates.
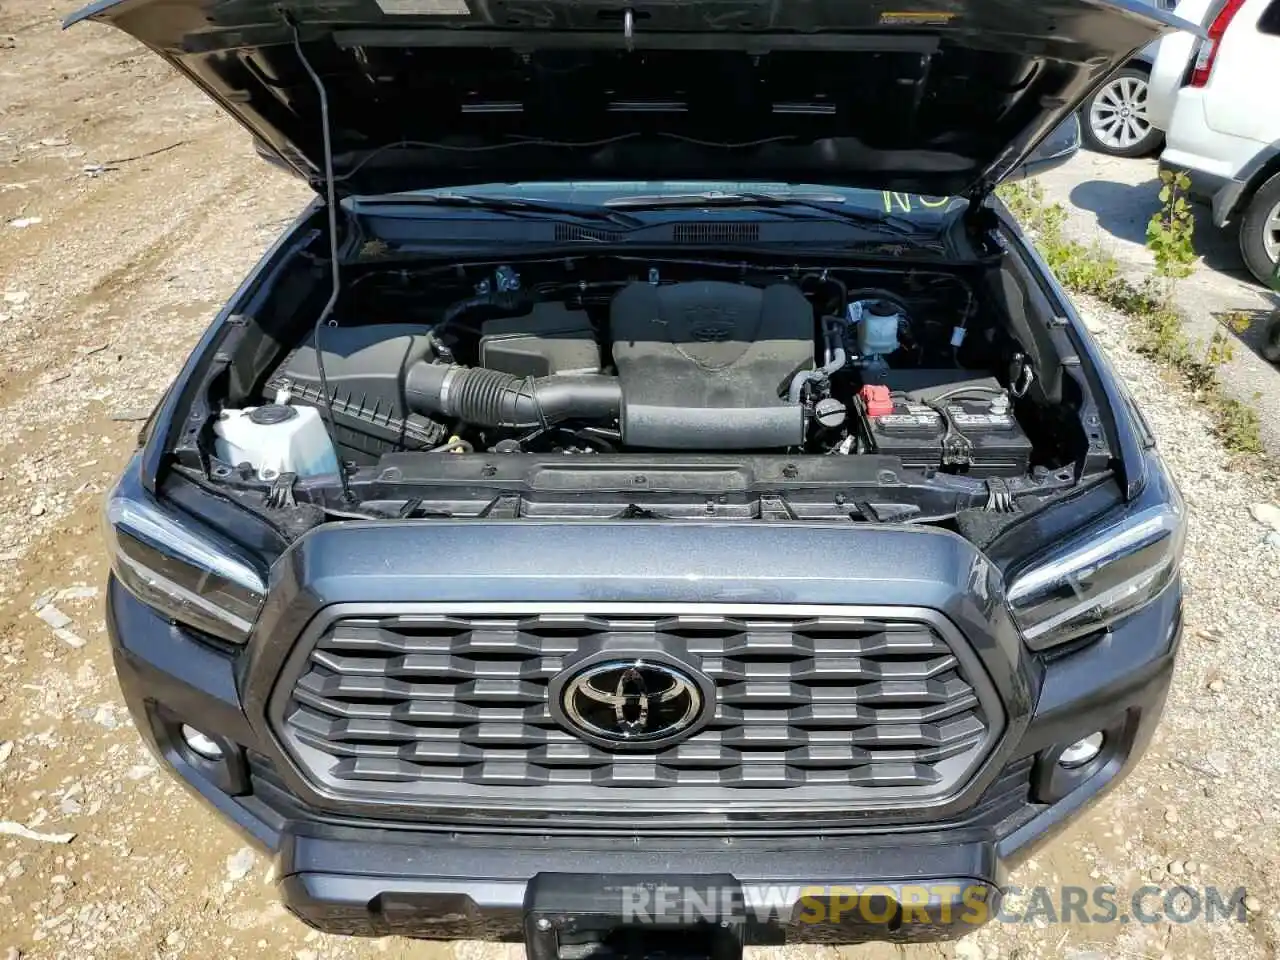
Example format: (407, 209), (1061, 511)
(848, 299), (902, 357)
(213, 404), (340, 480)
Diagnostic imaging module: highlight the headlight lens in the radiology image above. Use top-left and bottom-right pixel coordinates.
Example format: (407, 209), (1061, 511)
(1006, 500), (1185, 650)
(104, 485), (267, 644)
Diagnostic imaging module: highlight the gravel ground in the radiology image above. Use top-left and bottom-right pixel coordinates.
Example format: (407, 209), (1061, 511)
(1036, 151), (1280, 454)
(1, 3), (1279, 959)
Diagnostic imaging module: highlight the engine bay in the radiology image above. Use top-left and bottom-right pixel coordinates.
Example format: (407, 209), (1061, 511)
(234, 260), (1055, 466)
(186, 251), (1102, 527)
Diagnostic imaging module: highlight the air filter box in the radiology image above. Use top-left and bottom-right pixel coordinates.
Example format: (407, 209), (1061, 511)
(264, 324), (447, 462)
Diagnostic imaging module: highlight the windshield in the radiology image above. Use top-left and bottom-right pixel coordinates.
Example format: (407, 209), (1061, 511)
(365, 181), (965, 227)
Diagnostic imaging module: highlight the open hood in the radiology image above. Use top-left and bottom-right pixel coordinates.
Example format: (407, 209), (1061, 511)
(67, 0), (1185, 199)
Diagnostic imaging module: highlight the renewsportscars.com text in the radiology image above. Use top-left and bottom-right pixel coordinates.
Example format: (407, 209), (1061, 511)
(618, 884), (1251, 926)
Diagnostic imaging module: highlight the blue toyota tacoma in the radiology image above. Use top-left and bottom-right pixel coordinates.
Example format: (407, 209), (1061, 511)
(71, 0), (1188, 949)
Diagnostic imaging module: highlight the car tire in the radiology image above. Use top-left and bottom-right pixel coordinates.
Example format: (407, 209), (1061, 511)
(1080, 67), (1164, 158)
(1263, 314), (1280, 365)
(1239, 171), (1280, 288)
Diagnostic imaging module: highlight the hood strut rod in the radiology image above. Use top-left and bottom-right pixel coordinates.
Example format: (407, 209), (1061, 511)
(286, 14), (356, 504)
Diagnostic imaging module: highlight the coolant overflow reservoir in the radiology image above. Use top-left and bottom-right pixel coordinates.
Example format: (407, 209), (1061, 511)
(213, 404), (340, 480)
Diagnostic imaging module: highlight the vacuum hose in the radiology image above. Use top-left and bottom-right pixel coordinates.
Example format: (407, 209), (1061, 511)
(787, 316), (848, 403)
(405, 362), (622, 430)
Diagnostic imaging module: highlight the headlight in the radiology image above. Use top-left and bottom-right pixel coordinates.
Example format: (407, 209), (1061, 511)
(1006, 499), (1184, 651)
(104, 483), (267, 645)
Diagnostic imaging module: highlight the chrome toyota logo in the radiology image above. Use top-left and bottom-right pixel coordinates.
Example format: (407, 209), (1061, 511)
(559, 659), (707, 747)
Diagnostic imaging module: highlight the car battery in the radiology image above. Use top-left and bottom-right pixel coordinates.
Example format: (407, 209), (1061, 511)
(857, 387), (947, 469)
(857, 385), (1032, 475)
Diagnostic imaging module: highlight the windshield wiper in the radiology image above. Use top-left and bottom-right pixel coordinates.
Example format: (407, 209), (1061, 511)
(351, 193), (644, 229)
(604, 191), (925, 236)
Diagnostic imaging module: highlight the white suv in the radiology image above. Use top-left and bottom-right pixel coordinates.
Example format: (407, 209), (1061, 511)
(1148, 0), (1280, 284)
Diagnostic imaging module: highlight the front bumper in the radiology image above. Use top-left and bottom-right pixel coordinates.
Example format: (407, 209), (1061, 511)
(1157, 88), (1269, 227)
(107, 550), (1181, 944)
(1158, 157), (1243, 227)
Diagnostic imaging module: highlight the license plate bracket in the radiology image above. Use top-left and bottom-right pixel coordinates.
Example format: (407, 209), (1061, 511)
(523, 873), (745, 960)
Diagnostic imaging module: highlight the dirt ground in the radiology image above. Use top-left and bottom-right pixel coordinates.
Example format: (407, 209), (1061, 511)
(0, 3), (1278, 959)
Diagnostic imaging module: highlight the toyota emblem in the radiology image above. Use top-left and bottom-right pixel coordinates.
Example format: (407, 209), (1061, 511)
(556, 658), (711, 749)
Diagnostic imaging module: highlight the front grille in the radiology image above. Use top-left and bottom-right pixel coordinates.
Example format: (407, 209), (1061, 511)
(275, 606), (999, 811)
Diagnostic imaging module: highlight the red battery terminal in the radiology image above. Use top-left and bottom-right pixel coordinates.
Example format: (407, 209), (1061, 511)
(858, 384), (894, 417)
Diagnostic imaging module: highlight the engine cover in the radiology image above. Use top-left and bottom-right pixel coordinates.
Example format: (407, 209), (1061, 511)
(610, 281), (813, 449)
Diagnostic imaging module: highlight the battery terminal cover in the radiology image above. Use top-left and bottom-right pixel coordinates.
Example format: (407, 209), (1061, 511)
(857, 384), (894, 417)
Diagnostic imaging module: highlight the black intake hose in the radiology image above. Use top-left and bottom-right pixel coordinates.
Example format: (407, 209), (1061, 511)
(405, 362), (622, 430)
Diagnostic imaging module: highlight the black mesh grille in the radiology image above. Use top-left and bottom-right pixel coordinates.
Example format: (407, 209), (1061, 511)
(553, 223), (625, 242)
(671, 222), (760, 243)
(277, 609), (996, 806)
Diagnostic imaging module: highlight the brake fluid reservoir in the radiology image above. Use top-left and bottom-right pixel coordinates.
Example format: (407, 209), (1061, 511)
(852, 299), (902, 357)
(213, 404), (340, 480)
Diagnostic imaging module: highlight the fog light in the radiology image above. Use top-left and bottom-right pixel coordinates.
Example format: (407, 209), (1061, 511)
(180, 724), (224, 761)
(1058, 732), (1105, 768)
